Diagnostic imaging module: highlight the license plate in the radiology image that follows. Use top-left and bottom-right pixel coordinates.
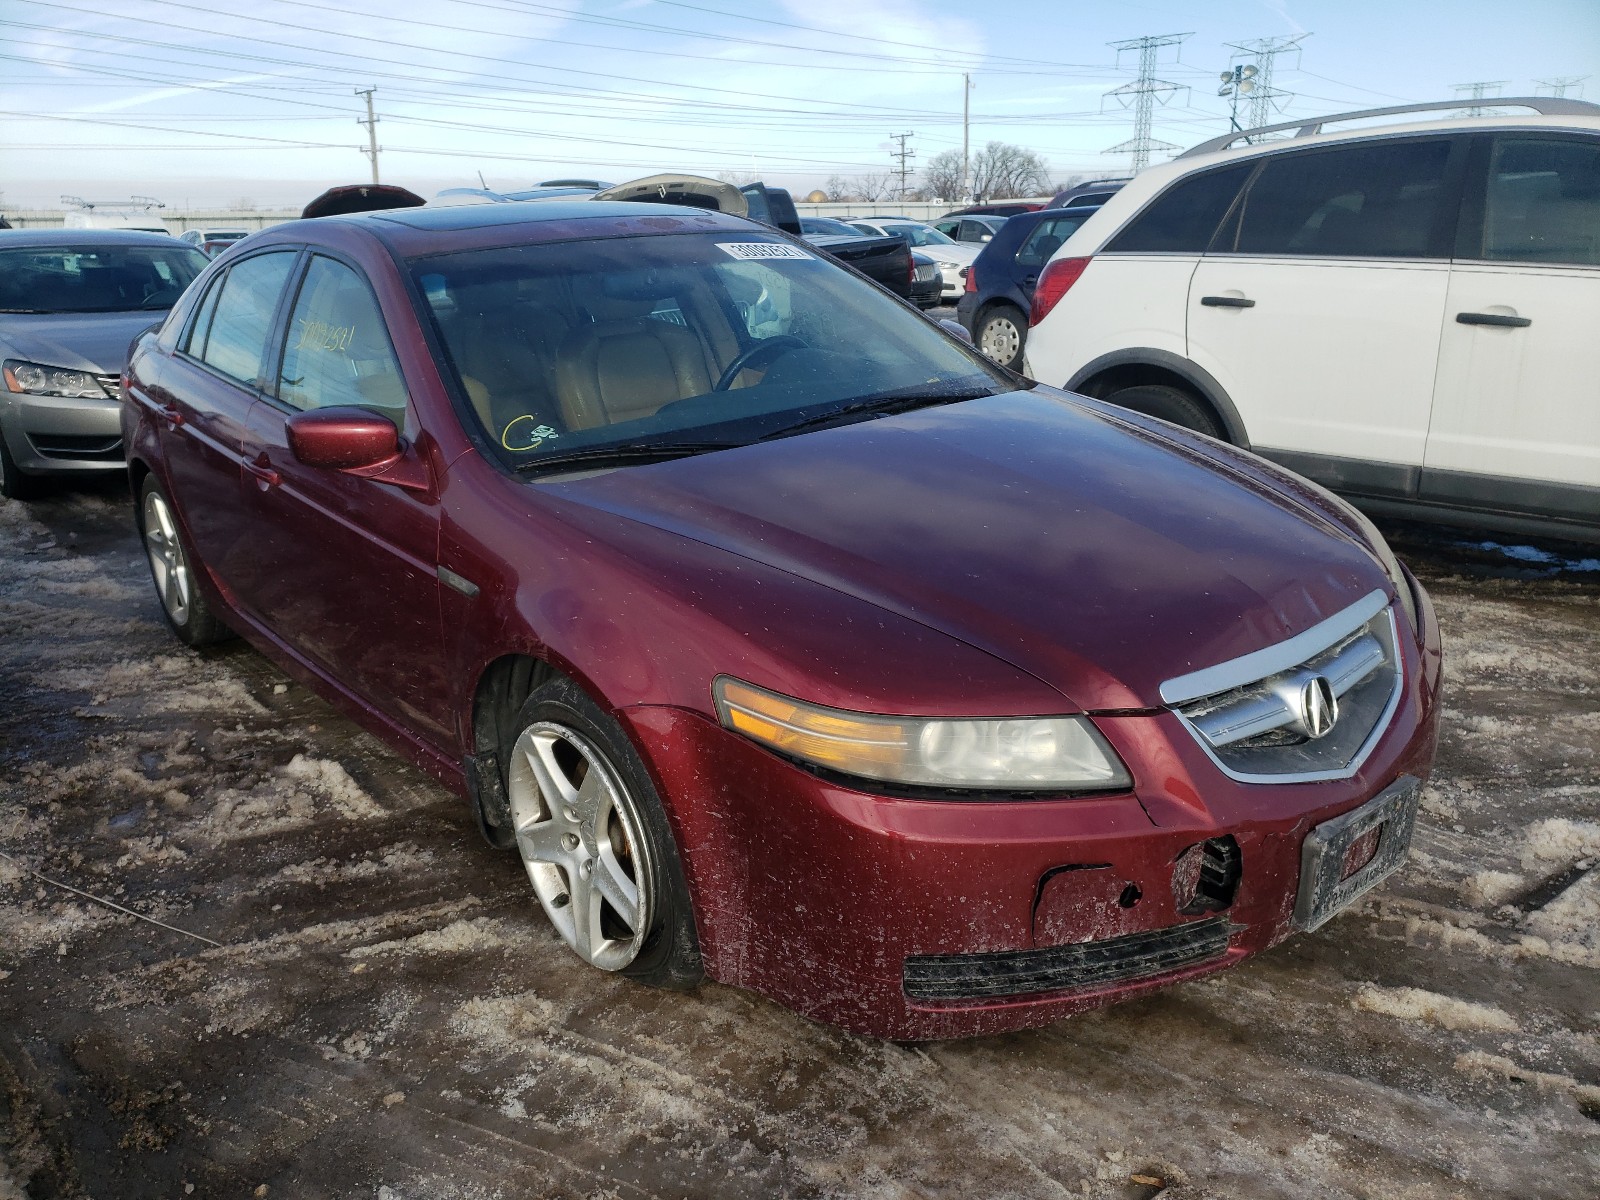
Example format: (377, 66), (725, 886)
(1293, 776), (1420, 931)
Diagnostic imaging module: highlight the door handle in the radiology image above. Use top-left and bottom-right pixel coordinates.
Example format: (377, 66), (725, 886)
(1456, 311), (1531, 328)
(1200, 295), (1256, 308)
(158, 405), (185, 429)
(245, 455), (281, 489)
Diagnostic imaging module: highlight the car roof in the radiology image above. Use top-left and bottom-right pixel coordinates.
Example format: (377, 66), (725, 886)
(257, 200), (770, 257)
(0, 228), (191, 247)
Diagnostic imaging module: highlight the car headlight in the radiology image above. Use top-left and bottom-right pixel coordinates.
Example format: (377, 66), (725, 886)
(3, 359), (104, 399)
(714, 676), (1132, 792)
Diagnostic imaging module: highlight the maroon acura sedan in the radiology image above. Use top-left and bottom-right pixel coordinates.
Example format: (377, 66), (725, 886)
(123, 201), (1441, 1039)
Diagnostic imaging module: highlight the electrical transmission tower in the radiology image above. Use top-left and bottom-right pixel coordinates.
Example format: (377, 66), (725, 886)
(1453, 80), (1508, 117)
(890, 132), (915, 199)
(1102, 33), (1191, 170)
(1225, 35), (1307, 133)
(1537, 76), (1588, 98)
(356, 87), (381, 184)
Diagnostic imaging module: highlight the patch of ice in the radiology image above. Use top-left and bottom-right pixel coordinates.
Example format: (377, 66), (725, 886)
(348, 917), (511, 959)
(1462, 870), (1523, 908)
(1523, 871), (1600, 968)
(282, 755), (386, 820)
(1454, 1050), (1600, 1112)
(1352, 984), (1519, 1032)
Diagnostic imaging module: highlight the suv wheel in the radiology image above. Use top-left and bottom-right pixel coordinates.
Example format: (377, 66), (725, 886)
(975, 306), (1027, 370)
(1105, 384), (1224, 440)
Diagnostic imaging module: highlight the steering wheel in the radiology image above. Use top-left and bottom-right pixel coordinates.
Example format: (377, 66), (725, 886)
(713, 335), (808, 392)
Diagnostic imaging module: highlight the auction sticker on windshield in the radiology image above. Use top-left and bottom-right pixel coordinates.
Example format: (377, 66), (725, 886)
(716, 243), (814, 261)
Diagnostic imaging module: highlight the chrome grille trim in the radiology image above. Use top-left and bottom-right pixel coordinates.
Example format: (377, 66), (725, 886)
(1163, 593), (1405, 784)
(1159, 589), (1388, 706)
(94, 372), (122, 400)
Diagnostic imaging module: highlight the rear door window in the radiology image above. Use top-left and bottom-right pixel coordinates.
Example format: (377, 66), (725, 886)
(185, 251), (297, 386)
(1106, 163), (1254, 254)
(1230, 138), (1454, 258)
(1015, 214), (1091, 267)
(1475, 135), (1600, 266)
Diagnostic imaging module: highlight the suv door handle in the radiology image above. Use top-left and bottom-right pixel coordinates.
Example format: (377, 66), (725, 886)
(1456, 311), (1531, 328)
(1200, 295), (1256, 308)
(245, 455), (281, 489)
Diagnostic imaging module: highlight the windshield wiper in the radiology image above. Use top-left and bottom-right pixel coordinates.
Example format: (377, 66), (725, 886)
(756, 386), (996, 440)
(514, 440), (739, 474)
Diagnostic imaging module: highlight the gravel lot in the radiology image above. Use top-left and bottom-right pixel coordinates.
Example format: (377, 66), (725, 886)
(2, 476), (1597, 1200)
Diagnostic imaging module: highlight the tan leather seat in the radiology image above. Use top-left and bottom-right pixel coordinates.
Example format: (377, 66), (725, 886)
(450, 297), (569, 439)
(554, 279), (713, 431)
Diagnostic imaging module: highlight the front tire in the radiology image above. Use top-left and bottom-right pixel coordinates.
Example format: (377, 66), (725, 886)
(138, 475), (231, 646)
(0, 434), (41, 501)
(975, 305), (1027, 371)
(503, 675), (703, 989)
(1104, 383), (1224, 440)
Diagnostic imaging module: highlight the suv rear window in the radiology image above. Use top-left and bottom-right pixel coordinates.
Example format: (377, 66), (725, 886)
(1104, 163), (1253, 254)
(1230, 138), (1453, 258)
(1477, 135), (1600, 266)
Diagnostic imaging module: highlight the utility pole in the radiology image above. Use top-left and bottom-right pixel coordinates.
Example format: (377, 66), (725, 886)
(356, 87), (380, 184)
(1453, 80), (1507, 118)
(890, 132), (915, 200)
(1102, 33), (1191, 171)
(1225, 35), (1307, 133)
(1536, 76), (1588, 98)
(961, 73), (973, 202)
(1217, 63), (1259, 132)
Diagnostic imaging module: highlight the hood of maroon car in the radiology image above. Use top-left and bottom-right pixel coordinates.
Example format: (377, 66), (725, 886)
(551, 388), (1389, 710)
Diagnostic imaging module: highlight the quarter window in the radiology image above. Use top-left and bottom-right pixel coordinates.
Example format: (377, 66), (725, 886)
(276, 256), (408, 423)
(1231, 139), (1453, 258)
(1479, 136), (1600, 266)
(1106, 163), (1254, 254)
(186, 251), (296, 385)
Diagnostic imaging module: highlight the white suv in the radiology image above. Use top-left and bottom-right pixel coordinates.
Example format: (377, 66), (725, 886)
(1026, 98), (1600, 544)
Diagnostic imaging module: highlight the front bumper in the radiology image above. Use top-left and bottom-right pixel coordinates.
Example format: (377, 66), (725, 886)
(626, 589), (1442, 1040)
(0, 385), (125, 475)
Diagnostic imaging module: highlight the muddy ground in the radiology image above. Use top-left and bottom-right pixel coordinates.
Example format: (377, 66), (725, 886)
(1, 478), (1597, 1200)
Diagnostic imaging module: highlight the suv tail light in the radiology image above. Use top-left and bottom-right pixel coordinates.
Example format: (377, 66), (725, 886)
(1030, 256), (1091, 326)
(963, 265), (978, 294)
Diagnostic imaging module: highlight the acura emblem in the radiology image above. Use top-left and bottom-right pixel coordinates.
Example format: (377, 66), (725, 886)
(1296, 675), (1339, 740)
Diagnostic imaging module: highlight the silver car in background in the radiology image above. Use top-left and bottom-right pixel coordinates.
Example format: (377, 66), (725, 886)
(0, 230), (208, 498)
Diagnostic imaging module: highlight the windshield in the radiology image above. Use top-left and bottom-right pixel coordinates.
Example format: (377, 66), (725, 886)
(413, 230), (1014, 472)
(0, 244), (208, 313)
(884, 223), (957, 248)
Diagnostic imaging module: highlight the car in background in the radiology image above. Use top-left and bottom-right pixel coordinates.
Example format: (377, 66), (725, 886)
(0, 230), (208, 498)
(940, 201), (1047, 218)
(798, 215), (865, 238)
(932, 214), (1009, 245)
(179, 229), (252, 257)
(1048, 178), (1130, 209)
(848, 217), (978, 303)
(956, 206), (1101, 370)
(1026, 96), (1600, 544)
(123, 198), (1441, 1040)
(909, 251), (943, 308)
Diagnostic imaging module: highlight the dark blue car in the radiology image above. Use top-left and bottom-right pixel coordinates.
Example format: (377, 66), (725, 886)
(956, 206), (1100, 370)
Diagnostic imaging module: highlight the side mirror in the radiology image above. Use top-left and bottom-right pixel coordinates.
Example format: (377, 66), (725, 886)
(286, 406), (400, 471)
(939, 318), (973, 345)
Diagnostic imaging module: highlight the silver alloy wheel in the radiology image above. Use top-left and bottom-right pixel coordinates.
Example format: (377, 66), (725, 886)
(979, 313), (1023, 365)
(141, 490), (193, 626)
(507, 721), (654, 971)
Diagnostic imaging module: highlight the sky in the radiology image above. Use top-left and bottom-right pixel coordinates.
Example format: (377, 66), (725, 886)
(1, 0), (1595, 211)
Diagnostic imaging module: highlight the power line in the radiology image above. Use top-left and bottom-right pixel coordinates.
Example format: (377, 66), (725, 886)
(1102, 33), (1190, 170)
(890, 132), (914, 199)
(1536, 76), (1588, 98)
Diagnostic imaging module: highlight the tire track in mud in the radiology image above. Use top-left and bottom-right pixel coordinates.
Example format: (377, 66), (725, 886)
(3, 490), (1598, 1199)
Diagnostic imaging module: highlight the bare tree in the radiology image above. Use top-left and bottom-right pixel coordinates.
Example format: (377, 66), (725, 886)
(824, 174), (854, 202)
(968, 141), (1053, 200)
(715, 170), (759, 187)
(922, 149), (964, 202)
(854, 170), (895, 203)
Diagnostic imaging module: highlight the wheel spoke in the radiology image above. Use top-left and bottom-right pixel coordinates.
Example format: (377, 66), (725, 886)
(514, 815), (567, 864)
(525, 735), (580, 812)
(570, 874), (603, 961)
(592, 845), (640, 932)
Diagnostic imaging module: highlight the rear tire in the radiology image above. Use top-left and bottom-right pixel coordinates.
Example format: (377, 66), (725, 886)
(1104, 383), (1224, 440)
(138, 475), (232, 646)
(975, 305), (1027, 371)
(503, 674), (703, 990)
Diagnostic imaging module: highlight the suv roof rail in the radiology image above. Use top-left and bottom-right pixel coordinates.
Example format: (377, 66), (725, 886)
(1178, 96), (1600, 159)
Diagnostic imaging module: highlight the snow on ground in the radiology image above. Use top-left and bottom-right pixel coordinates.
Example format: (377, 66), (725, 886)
(1, 487), (1596, 1199)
